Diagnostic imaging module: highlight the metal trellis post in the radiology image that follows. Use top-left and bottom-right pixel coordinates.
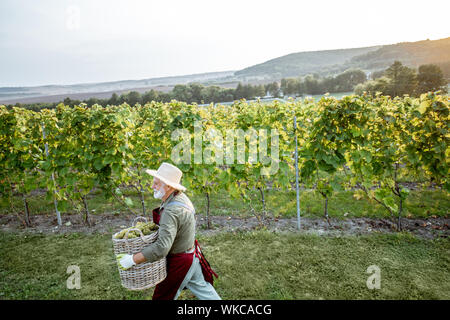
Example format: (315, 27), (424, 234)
(42, 123), (62, 226)
(294, 115), (301, 230)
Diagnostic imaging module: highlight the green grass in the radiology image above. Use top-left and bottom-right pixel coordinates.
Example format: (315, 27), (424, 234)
(2, 187), (448, 220)
(204, 231), (450, 300)
(0, 230), (448, 300)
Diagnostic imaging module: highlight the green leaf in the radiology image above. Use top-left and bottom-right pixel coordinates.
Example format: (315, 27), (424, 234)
(399, 187), (410, 200)
(228, 183), (241, 199)
(361, 150), (372, 163)
(103, 155), (115, 165)
(57, 199), (70, 212)
(124, 197), (133, 206)
(318, 160), (334, 172)
(418, 101), (430, 114)
(112, 163), (121, 175)
(361, 164), (372, 177)
(444, 181), (450, 193)
(383, 196), (398, 212)
(330, 180), (343, 192)
(93, 158), (103, 170)
(59, 167), (69, 176)
(374, 188), (389, 200)
(351, 127), (361, 137)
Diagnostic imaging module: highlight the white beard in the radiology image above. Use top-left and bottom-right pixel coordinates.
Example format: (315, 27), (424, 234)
(153, 188), (165, 199)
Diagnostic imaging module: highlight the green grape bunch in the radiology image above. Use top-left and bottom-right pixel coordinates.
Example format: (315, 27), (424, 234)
(114, 221), (159, 239)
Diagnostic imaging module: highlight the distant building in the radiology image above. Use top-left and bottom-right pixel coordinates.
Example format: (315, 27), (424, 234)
(263, 91), (272, 98)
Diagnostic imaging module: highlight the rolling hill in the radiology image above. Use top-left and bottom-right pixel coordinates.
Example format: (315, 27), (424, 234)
(235, 46), (381, 79)
(348, 37), (450, 76)
(235, 37), (450, 80)
(2, 37), (449, 105)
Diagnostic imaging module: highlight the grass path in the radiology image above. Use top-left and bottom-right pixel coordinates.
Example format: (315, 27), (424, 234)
(1, 230), (448, 300)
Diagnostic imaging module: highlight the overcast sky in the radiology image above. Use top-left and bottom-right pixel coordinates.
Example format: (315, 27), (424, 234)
(1, 0), (449, 87)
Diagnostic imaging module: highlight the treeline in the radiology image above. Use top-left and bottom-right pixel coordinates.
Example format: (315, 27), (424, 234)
(280, 69), (367, 96)
(7, 84), (266, 111)
(7, 69), (369, 111)
(355, 62), (448, 96)
(7, 63), (447, 112)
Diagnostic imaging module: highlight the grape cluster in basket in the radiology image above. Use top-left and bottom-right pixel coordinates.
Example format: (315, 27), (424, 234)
(114, 221), (159, 239)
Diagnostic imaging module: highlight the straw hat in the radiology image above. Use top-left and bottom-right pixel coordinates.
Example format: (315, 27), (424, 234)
(145, 162), (186, 192)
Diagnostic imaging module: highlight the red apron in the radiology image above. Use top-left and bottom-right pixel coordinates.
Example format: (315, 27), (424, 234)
(151, 207), (218, 300)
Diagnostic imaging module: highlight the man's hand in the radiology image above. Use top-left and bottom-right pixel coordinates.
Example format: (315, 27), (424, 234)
(116, 253), (136, 271)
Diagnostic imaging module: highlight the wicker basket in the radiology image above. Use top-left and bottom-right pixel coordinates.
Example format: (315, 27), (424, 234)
(112, 216), (167, 290)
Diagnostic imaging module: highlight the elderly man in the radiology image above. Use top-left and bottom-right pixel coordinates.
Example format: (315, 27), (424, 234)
(117, 162), (221, 300)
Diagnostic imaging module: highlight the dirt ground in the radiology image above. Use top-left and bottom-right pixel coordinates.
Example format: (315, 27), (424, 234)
(0, 213), (448, 240)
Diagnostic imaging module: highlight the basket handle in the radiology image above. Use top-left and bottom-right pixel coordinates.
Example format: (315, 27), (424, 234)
(132, 216), (148, 226)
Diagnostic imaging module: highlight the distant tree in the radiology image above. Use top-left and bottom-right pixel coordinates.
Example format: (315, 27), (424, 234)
(188, 83), (204, 103)
(243, 84), (254, 99)
(63, 97), (72, 106)
(321, 76), (337, 93)
(222, 89), (235, 102)
(172, 84), (192, 102)
(334, 69), (367, 92)
(234, 83), (254, 100)
(281, 78), (300, 96)
(118, 93), (128, 104)
(354, 77), (390, 96)
(436, 61), (450, 80)
(417, 64), (447, 94)
(248, 84), (258, 99)
(85, 97), (101, 107)
(63, 97), (83, 107)
(142, 90), (159, 104)
(158, 92), (172, 103)
(60, 99), (76, 107)
(280, 79), (288, 94)
(371, 70), (385, 80)
(303, 75), (322, 95)
(255, 84), (266, 97)
(384, 61), (417, 96)
(127, 91), (142, 106)
(265, 82), (280, 97)
(272, 82), (281, 97)
(203, 86), (221, 103)
(234, 83), (245, 100)
(354, 83), (365, 96)
(108, 92), (119, 105)
(296, 78), (306, 95)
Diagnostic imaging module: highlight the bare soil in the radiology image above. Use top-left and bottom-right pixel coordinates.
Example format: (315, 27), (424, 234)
(0, 213), (448, 240)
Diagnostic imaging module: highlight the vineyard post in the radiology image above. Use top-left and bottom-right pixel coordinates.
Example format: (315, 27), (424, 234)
(42, 123), (62, 226)
(294, 115), (301, 230)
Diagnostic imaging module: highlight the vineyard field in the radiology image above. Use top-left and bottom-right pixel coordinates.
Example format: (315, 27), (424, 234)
(0, 93), (449, 302)
(0, 93), (448, 230)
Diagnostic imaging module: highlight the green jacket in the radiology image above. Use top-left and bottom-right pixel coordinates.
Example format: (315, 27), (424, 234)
(142, 191), (196, 263)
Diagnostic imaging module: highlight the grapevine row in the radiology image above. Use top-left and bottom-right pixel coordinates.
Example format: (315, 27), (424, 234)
(0, 92), (448, 229)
